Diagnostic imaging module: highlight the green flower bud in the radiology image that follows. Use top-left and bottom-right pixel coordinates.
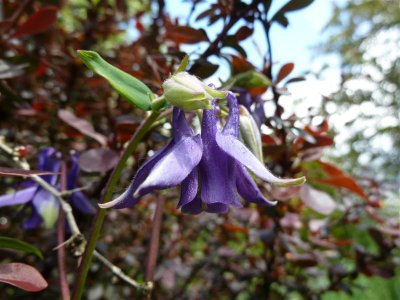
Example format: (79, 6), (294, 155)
(239, 105), (263, 162)
(162, 72), (226, 111)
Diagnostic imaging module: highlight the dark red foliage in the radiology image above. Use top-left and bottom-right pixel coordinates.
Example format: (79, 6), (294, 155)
(0, 0), (398, 299)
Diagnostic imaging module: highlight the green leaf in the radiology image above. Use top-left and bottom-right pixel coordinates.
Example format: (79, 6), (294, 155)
(174, 55), (189, 74)
(0, 237), (43, 260)
(234, 71), (272, 89)
(77, 50), (152, 111)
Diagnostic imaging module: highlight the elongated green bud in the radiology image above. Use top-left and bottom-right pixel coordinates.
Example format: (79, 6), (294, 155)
(78, 50), (152, 111)
(239, 105), (263, 162)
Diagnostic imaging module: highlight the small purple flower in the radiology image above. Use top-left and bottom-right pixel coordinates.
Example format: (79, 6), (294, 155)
(101, 93), (305, 214)
(0, 148), (95, 229)
(234, 88), (266, 127)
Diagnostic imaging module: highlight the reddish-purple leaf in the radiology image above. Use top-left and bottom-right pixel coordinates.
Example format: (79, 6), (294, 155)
(280, 213), (302, 229)
(0, 167), (58, 177)
(273, 13), (289, 27)
(58, 109), (107, 146)
(235, 26), (253, 41)
(0, 263), (48, 292)
(300, 184), (336, 215)
(166, 26), (209, 44)
(270, 186), (301, 201)
(190, 60), (219, 79)
(195, 8), (214, 21)
(231, 55), (255, 74)
(271, 0), (314, 26)
(317, 161), (345, 177)
(275, 63), (294, 84)
(285, 76), (306, 84)
(286, 253), (318, 268)
(278, 0), (314, 14)
(12, 6), (58, 38)
(0, 20), (13, 34)
(78, 148), (119, 173)
(299, 146), (325, 161)
(315, 176), (370, 201)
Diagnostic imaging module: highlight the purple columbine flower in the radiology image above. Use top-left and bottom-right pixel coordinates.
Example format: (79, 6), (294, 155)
(0, 148), (95, 229)
(101, 93), (305, 214)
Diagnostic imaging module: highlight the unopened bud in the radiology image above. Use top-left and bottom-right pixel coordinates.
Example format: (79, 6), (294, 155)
(162, 72), (226, 111)
(239, 105), (263, 162)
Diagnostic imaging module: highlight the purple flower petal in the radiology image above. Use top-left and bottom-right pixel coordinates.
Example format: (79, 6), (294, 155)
(200, 105), (240, 207)
(0, 186), (37, 207)
(38, 147), (57, 170)
(101, 107), (201, 209)
(236, 164), (276, 206)
(135, 135), (202, 196)
(177, 169), (198, 208)
(216, 132), (305, 186)
(234, 88), (252, 111)
(23, 208), (42, 229)
(38, 147), (61, 185)
(222, 92), (240, 138)
(67, 154), (80, 190)
(70, 191), (96, 214)
(181, 195), (203, 215)
(32, 189), (60, 228)
(253, 101), (266, 127)
(181, 195), (202, 215)
(206, 202), (229, 214)
(100, 141), (174, 209)
(172, 107), (194, 138)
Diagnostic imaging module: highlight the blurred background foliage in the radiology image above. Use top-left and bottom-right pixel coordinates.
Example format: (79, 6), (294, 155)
(321, 0), (400, 181)
(0, 0), (398, 299)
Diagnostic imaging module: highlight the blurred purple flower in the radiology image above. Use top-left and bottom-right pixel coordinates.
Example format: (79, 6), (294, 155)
(233, 88), (266, 127)
(67, 154), (96, 215)
(0, 148), (95, 229)
(101, 93), (305, 214)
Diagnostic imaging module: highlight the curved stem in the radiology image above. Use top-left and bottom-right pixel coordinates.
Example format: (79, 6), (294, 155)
(72, 111), (161, 300)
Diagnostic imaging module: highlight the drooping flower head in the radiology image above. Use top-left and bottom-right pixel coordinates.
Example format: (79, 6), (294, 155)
(101, 92), (305, 213)
(0, 148), (95, 229)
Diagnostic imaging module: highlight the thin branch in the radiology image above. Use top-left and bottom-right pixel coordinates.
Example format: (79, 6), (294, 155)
(93, 250), (153, 291)
(58, 162), (71, 300)
(194, 0), (260, 62)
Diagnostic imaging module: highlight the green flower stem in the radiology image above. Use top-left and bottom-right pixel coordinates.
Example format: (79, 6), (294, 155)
(72, 111), (161, 300)
(151, 95), (167, 111)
